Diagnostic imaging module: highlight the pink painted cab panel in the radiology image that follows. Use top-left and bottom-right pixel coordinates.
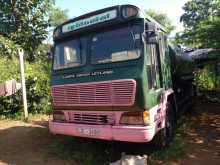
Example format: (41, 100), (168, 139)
(49, 121), (155, 143)
(49, 88), (174, 143)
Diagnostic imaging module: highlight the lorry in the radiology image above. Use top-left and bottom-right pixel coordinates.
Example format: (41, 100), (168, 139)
(49, 4), (194, 147)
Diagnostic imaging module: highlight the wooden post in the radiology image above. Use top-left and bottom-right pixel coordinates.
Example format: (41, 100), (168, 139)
(18, 49), (28, 120)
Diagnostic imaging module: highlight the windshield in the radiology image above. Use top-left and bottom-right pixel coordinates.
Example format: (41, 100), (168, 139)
(53, 26), (141, 70)
(91, 26), (141, 64)
(53, 39), (82, 70)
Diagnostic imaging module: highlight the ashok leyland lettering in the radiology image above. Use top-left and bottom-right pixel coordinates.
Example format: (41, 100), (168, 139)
(49, 5), (194, 147)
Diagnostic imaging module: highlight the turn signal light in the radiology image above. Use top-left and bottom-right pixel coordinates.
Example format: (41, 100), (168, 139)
(143, 111), (150, 125)
(120, 111), (150, 125)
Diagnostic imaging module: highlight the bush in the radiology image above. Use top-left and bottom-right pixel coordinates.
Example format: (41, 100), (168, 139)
(0, 56), (51, 116)
(194, 64), (220, 92)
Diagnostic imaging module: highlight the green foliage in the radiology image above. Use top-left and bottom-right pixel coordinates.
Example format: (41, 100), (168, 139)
(194, 64), (220, 91)
(150, 116), (191, 164)
(49, 7), (68, 27)
(0, 0), (69, 117)
(0, 0), (53, 61)
(25, 60), (51, 114)
(176, 0), (220, 48)
(0, 57), (21, 83)
(178, 0), (220, 92)
(195, 19), (220, 48)
(0, 57), (20, 115)
(145, 9), (175, 35)
(180, 0), (219, 29)
(0, 36), (20, 58)
(0, 54), (51, 116)
(151, 136), (185, 162)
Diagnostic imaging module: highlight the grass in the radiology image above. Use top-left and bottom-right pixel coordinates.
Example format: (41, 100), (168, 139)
(149, 115), (193, 164)
(0, 112), (49, 122)
(0, 111), (24, 120)
(150, 135), (185, 164)
(47, 136), (114, 165)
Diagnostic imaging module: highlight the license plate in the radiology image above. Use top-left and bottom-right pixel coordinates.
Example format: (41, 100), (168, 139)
(76, 127), (100, 136)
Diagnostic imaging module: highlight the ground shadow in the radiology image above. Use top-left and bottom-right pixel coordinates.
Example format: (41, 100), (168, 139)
(0, 122), (155, 165)
(180, 101), (220, 165)
(0, 101), (219, 165)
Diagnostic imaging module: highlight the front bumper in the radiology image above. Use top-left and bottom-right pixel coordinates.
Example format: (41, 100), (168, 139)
(49, 120), (156, 143)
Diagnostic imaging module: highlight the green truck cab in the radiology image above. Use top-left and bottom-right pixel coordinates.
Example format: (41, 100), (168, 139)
(49, 5), (194, 147)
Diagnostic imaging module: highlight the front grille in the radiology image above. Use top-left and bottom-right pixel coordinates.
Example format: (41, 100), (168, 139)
(69, 112), (115, 125)
(52, 79), (136, 107)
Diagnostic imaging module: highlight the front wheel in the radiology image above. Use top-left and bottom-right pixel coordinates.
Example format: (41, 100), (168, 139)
(153, 102), (175, 149)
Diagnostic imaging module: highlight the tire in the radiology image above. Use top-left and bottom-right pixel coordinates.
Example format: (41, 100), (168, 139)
(153, 102), (175, 149)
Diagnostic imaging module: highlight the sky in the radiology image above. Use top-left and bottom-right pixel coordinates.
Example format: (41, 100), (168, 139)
(56, 0), (189, 35)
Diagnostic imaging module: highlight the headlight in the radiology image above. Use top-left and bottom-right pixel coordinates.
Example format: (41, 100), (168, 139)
(53, 111), (66, 122)
(119, 111), (150, 125)
(122, 6), (139, 18)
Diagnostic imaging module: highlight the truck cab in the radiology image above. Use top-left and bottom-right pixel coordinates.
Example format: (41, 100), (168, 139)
(49, 5), (193, 146)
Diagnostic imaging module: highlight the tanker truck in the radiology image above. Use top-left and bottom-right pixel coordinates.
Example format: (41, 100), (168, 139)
(49, 4), (194, 148)
(169, 46), (194, 114)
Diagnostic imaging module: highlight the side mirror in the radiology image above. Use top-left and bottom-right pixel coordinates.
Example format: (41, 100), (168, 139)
(146, 32), (158, 44)
(145, 22), (158, 44)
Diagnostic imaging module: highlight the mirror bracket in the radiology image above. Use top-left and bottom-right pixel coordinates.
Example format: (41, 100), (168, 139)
(145, 22), (158, 44)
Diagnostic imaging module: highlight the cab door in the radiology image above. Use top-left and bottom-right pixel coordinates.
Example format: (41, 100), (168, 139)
(145, 38), (164, 106)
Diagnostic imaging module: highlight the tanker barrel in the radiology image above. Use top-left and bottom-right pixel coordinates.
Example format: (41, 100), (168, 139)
(169, 45), (194, 82)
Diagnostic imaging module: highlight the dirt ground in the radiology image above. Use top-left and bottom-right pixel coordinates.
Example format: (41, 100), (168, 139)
(180, 102), (220, 165)
(0, 102), (220, 165)
(0, 118), (68, 165)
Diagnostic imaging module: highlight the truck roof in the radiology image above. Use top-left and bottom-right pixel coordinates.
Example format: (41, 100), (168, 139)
(55, 4), (166, 33)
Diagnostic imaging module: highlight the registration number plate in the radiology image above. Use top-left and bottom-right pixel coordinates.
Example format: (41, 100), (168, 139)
(76, 127), (100, 136)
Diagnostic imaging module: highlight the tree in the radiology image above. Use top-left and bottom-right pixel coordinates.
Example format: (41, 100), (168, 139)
(145, 9), (175, 35)
(176, 0), (220, 48)
(46, 7), (68, 44)
(0, 0), (67, 116)
(49, 7), (68, 27)
(195, 19), (220, 48)
(180, 0), (219, 29)
(0, 0), (53, 61)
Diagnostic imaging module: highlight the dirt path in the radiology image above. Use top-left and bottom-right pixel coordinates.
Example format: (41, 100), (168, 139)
(0, 102), (219, 165)
(0, 119), (71, 165)
(180, 103), (220, 165)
